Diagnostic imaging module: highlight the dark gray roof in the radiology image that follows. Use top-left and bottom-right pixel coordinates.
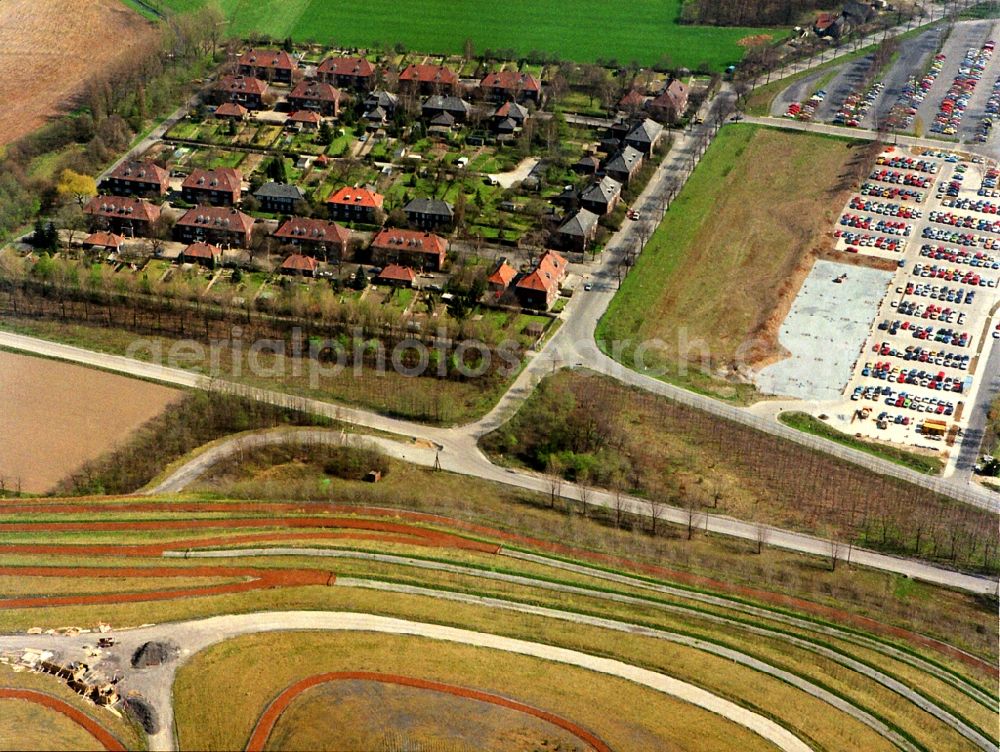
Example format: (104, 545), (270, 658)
(580, 176), (622, 205)
(365, 90), (398, 109)
(558, 208), (599, 237)
(422, 95), (471, 116)
(625, 118), (664, 145)
(405, 197), (454, 217)
(364, 106), (387, 121)
(604, 145), (643, 175)
(254, 182), (306, 201)
(429, 111), (456, 127)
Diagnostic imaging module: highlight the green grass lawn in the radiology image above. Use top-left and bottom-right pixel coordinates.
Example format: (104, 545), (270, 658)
(596, 124), (860, 402)
(778, 412), (945, 476)
(146, 0), (785, 70)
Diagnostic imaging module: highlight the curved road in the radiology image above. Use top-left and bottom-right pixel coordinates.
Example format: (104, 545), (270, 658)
(0, 612), (814, 752)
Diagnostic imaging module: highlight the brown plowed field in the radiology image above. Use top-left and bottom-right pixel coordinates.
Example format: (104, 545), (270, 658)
(0, 0), (153, 145)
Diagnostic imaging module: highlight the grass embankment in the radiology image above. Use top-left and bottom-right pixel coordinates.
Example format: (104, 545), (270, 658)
(149, 0), (784, 70)
(0, 317), (512, 425)
(779, 411), (944, 475)
(481, 370), (999, 575)
(596, 125), (862, 402)
(175, 632), (771, 752)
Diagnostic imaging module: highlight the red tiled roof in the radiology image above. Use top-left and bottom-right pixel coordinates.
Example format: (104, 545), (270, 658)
(176, 206), (254, 233)
(83, 196), (161, 222)
(106, 160), (168, 185)
(275, 217), (350, 244)
(399, 64), (458, 86)
(289, 80), (341, 103)
(182, 168), (242, 194)
(487, 261), (517, 287)
(516, 268), (557, 292)
(288, 110), (322, 124)
(619, 89), (645, 108)
(238, 49), (297, 71)
(215, 102), (248, 118)
(481, 70), (541, 92)
(183, 242), (221, 259)
(281, 253), (319, 272)
(83, 232), (124, 248)
(371, 228), (446, 255)
(377, 264), (416, 282)
(216, 75), (268, 96)
(327, 187), (384, 209)
(538, 250), (567, 278)
(317, 56), (375, 78)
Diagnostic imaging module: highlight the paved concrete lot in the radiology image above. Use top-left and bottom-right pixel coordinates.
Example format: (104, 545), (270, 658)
(914, 19), (997, 138)
(756, 260), (893, 401)
(814, 54), (875, 122)
(771, 67), (832, 117)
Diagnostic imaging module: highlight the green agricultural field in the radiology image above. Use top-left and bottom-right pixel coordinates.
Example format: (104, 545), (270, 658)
(144, 0), (784, 70)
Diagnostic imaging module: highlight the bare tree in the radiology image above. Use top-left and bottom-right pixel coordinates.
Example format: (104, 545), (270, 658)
(647, 495), (666, 536)
(545, 455), (563, 509)
(577, 469), (591, 516)
(755, 521), (768, 555)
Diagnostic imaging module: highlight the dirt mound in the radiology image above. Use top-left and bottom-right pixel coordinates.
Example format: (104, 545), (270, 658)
(122, 696), (158, 734)
(131, 641), (178, 669)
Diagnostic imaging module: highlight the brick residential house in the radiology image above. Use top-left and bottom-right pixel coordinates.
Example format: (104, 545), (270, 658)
(624, 118), (665, 156)
(214, 102), (249, 121)
(370, 228), (447, 271)
(213, 75), (269, 109)
(237, 48), (297, 83)
(403, 197), (454, 230)
(83, 196), (161, 237)
(603, 145), (644, 185)
(399, 64), (459, 94)
(180, 242), (222, 267)
(514, 250), (567, 310)
(487, 258), (517, 296)
(287, 80), (342, 117)
(181, 168), (243, 207)
(579, 175), (622, 216)
(480, 70), (543, 104)
(279, 253), (319, 277)
(327, 186), (384, 224)
(253, 182), (306, 214)
(648, 79), (689, 122)
(555, 208), (599, 251)
(174, 206), (254, 248)
(316, 56), (376, 89)
(100, 160), (169, 198)
(287, 110), (322, 129)
(273, 217), (350, 260)
(376, 263), (417, 288)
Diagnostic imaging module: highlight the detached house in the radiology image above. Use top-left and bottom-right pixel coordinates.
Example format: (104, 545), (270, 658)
(327, 186), (384, 224)
(579, 176), (622, 216)
(399, 64), (459, 94)
(491, 101), (529, 138)
(625, 118), (665, 156)
(370, 228), (447, 271)
(648, 79), (689, 123)
(487, 258), (517, 297)
(253, 182), (306, 214)
(316, 56), (376, 90)
(280, 253), (319, 277)
(273, 217), (350, 260)
(421, 95), (472, 131)
(376, 264), (417, 288)
(603, 145), (643, 185)
(181, 242), (222, 267)
(83, 196), (161, 237)
(404, 198), (454, 230)
(237, 48), (297, 84)
(480, 70), (543, 104)
(214, 75), (269, 109)
(287, 80), (341, 117)
(181, 168), (242, 207)
(100, 160), (169, 198)
(287, 110), (322, 130)
(515, 251), (567, 310)
(214, 102), (249, 121)
(555, 208), (599, 252)
(174, 206), (255, 248)
(363, 90), (398, 127)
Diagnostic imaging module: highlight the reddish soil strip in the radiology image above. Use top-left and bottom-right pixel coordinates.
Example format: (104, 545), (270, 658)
(2, 500), (991, 676)
(244, 672), (611, 752)
(0, 688), (125, 751)
(0, 566), (332, 610)
(0, 517), (499, 555)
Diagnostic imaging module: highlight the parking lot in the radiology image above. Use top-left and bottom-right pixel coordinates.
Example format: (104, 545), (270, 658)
(829, 147), (1000, 453)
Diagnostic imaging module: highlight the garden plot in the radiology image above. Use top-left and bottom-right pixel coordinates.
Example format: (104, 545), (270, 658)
(755, 260), (893, 401)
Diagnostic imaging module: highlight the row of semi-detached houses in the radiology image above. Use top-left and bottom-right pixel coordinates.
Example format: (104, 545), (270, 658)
(220, 48), (542, 110)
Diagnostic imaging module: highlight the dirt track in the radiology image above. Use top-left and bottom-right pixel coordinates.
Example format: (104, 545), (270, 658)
(0, 688), (125, 751)
(0, 0), (153, 145)
(245, 671), (611, 752)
